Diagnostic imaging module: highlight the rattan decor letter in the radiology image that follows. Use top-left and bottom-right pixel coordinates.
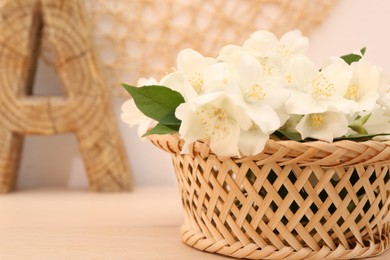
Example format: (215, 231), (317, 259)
(0, 0), (132, 193)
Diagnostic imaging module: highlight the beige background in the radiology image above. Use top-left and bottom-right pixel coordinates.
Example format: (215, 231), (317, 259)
(17, 0), (390, 189)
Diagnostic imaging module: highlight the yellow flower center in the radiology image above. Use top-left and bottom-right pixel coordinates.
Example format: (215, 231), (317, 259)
(277, 44), (291, 56)
(223, 77), (228, 85)
(312, 74), (336, 98)
(189, 72), (204, 93)
(245, 84), (266, 102)
(213, 108), (225, 120)
(346, 84), (360, 101)
(259, 57), (274, 76)
(286, 74), (292, 84)
(310, 114), (324, 127)
(197, 105), (231, 136)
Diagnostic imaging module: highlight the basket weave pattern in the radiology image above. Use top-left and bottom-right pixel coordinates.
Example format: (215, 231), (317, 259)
(149, 134), (390, 259)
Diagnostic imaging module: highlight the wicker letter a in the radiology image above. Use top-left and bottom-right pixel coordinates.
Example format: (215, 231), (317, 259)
(0, 0), (132, 192)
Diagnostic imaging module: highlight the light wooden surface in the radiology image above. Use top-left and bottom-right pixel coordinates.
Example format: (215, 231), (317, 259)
(0, 187), (389, 260)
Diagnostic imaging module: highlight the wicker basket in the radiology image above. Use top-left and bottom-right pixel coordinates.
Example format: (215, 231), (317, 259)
(149, 134), (390, 259)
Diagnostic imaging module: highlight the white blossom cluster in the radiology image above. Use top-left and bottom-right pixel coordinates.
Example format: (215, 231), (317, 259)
(122, 30), (390, 157)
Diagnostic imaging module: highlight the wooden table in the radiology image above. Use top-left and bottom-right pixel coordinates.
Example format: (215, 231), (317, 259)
(0, 187), (389, 259)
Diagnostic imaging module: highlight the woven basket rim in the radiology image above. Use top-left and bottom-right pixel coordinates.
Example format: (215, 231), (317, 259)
(148, 134), (390, 166)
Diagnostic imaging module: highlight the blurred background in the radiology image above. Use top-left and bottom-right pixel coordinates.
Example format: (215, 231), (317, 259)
(16, 0), (390, 189)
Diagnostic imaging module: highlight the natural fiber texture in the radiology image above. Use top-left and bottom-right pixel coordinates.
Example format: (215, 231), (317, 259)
(149, 134), (390, 259)
(0, 0), (132, 192)
(85, 0), (339, 96)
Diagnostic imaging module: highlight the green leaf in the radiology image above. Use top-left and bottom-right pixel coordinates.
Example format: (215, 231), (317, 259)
(358, 113), (371, 125)
(340, 47), (366, 65)
(122, 84), (184, 125)
(360, 47), (366, 56)
(349, 125), (368, 135)
(339, 133), (390, 141)
(142, 123), (179, 137)
(348, 114), (371, 134)
(341, 53), (362, 65)
(274, 130), (302, 141)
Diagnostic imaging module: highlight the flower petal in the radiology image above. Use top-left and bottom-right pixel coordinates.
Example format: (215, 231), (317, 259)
(121, 100), (145, 127)
(279, 30), (309, 55)
(363, 109), (390, 135)
(245, 103), (281, 133)
(175, 103), (207, 143)
(209, 123), (241, 156)
(218, 44), (243, 62)
(285, 91), (328, 114)
(160, 72), (198, 100)
(177, 48), (205, 74)
(239, 129), (269, 156)
(121, 99), (155, 137)
(238, 54), (262, 89)
(243, 30), (278, 56)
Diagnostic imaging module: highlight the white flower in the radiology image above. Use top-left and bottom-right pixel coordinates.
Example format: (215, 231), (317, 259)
(218, 44), (244, 62)
(160, 49), (225, 99)
(175, 92), (252, 157)
(285, 58), (356, 115)
(226, 53), (288, 133)
(361, 108), (390, 136)
(121, 78), (157, 137)
(278, 31), (311, 88)
(282, 54), (317, 88)
(296, 112), (349, 142)
(223, 30), (308, 84)
(278, 30), (309, 56)
(346, 59), (381, 111)
(242, 29), (308, 58)
(375, 70), (390, 111)
(242, 30), (278, 57)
